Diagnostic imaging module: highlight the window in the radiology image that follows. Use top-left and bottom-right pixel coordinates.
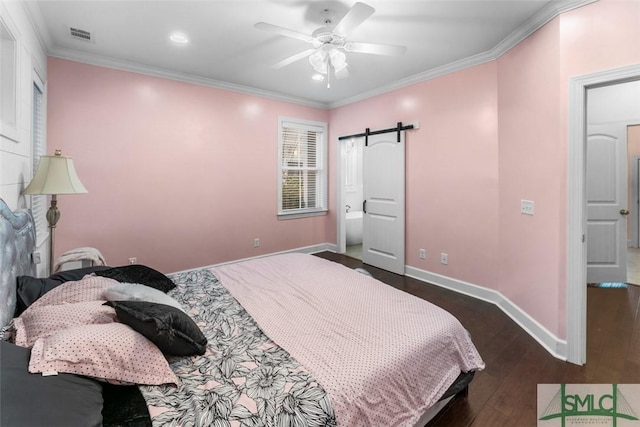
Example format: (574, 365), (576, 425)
(278, 117), (327, 218)
(31, 77), (47, 244)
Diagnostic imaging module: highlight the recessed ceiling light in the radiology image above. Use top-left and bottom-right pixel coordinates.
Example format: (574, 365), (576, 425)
(312, 74), (325, 82)
(169, 32), (189, 45)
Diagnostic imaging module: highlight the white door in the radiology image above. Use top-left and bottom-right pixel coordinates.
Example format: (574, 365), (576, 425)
(362, 132), (405, 274)
(586, 124), (629, 283)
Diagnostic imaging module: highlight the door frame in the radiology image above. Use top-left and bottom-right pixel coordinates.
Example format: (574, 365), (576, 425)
(337, 137), (350, 255)
(567, 64), (640, 365)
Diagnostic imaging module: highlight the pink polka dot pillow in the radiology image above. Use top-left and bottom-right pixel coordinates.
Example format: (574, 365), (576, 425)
(14, 276), (178, 386)
(28, 323), (178, 386)
(27, 275), (117, 309)
(14, 300), (116, 347)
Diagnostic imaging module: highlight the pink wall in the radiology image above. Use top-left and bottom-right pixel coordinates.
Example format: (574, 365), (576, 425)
(329, 0), (639, 339)
(48, 0), (640, 340)
(328, 62), (500, 290)
(48, 59), (329, 273)
(496, 17), (563, 336)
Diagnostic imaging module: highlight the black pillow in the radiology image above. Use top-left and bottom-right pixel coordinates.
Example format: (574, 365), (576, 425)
(49, 265), (111, 282)
(104, 301), (207, 356)
(0, 341), (104, 427)
(95, 265), (176, 293)
(15, 266), (112, 317)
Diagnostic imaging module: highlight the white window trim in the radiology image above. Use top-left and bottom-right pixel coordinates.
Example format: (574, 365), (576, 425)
(277, 116), (328, 220)
(31, 69), (48, 247)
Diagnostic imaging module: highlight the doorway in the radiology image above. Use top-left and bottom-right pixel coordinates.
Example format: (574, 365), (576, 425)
(585, 123), (637, 284)
(567, 64), (640, 365)
(628, 137), (640, 285)
(631, 153), (640, 249)
(343, 137), (364, 260)
(586, 124), (640, 284)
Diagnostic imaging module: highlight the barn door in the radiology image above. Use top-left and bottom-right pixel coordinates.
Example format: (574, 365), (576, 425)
(362, 132), (405, 274)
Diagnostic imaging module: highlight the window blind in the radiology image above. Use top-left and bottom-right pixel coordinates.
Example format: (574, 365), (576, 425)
(31, 81), (46, 243)
(279, 120), (327, 215)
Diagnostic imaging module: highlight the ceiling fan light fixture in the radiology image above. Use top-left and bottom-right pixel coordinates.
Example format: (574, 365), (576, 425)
(309, 50), (328, 74)
(329, 49), (347, 73)
(255, 2), (404, 83)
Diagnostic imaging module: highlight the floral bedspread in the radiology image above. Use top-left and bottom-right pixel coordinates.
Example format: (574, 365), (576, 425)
(139, 268), (335, 427)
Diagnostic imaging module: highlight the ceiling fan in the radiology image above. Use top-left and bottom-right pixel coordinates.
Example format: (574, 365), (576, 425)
(254, 2), (406, 87)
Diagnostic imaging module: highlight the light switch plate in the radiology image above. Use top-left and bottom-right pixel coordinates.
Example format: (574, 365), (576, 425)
(521, 200), (535, 215)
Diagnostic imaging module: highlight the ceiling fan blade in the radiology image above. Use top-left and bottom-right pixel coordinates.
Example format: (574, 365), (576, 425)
(335, 66), (350, 80)
(271, 48), (317, 69)
(254, 22), (314, 43)
(332, 2), (375, 38)
(344, 41), (407, 56)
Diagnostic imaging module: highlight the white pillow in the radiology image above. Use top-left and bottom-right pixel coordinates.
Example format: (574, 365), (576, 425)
(103, 283), (184, 312)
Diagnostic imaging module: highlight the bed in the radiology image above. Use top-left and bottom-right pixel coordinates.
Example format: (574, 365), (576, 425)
(0, 197), (484, 426)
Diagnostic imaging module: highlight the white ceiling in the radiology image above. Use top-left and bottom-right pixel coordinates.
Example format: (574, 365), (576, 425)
(25, 0), (593, 108)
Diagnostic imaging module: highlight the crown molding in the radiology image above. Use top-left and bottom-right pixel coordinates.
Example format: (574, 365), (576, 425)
(328, 50), (497, 109)
(327, 0), (598, 109)
(491, 0), (598, 59)
(47, 47), (331, 109)
(25, 0), (597, 110)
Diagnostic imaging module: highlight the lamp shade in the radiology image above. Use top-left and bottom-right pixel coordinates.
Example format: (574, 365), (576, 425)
(23, 150), (87, 195)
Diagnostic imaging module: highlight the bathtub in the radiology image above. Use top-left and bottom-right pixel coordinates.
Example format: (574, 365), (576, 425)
(346, 210), (363, 245)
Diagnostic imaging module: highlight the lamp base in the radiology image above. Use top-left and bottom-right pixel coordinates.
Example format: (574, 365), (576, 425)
(47, 195), (60, 276)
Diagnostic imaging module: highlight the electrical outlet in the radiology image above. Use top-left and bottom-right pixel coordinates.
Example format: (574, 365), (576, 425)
(254, 238), (260, 248)
(440, 253), (448, 265)
(128, 257), (137, 265)
(32, 251), (42, 264)
(419, 249), (426, 259)
(521, 200), (535, 215)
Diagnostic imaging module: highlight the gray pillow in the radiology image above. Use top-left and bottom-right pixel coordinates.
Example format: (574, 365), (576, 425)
(103, 283), (184, 311)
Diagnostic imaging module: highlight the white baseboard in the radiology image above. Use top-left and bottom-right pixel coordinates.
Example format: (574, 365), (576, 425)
(405, 266), (567, 361)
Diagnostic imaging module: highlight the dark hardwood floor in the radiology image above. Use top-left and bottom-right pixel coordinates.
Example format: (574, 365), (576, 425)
(313, 252), (640, 427)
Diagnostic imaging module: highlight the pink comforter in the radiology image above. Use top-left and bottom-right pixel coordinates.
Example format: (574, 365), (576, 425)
(213, 253), (485, 427)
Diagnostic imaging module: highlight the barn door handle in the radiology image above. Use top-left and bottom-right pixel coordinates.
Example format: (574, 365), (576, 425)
(363, 200), (367, 214)
(620, 209), (630, 216)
